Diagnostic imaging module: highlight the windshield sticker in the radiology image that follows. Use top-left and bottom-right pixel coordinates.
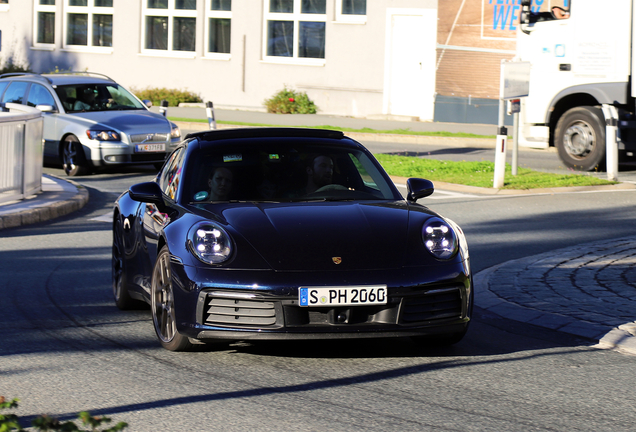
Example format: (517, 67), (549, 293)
(223, 154), (242, 163)
(194, 191), (209, 201)
(268, 154), (280, 161)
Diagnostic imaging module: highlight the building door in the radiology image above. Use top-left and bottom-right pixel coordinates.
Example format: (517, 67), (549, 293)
(384, 9), (437, 121)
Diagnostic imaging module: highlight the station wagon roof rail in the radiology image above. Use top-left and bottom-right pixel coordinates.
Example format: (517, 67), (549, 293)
(0, 73), (53, 84)
(47, 71), (115, 81)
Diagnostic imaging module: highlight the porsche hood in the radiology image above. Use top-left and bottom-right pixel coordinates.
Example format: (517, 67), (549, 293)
(218, 202), (413, 271)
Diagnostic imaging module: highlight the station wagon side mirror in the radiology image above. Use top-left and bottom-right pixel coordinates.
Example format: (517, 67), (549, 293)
(129, 182), (165, 206)
(406, 178), (434, 202)
(35, 104), (56, 113)
(142, 99), (153, 108)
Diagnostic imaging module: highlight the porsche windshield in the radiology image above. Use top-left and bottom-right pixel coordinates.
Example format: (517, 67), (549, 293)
(184, 140), (402, 203)
(55, 83), (146, 113)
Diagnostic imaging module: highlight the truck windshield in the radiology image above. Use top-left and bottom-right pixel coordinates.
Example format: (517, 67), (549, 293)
(531, 0), (570, 21)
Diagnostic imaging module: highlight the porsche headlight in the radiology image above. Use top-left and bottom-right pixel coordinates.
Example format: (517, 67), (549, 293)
(86, 129), (120, 141)
(422, 217), (458, 260)
(188, 222), (233, 264)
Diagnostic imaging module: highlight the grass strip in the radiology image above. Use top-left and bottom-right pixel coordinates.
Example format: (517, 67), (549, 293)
(168, 117), (497, 139)
(374, 154), (617, 189)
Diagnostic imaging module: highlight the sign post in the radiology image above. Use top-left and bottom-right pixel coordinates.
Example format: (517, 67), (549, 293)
(494, 61), (530, 189)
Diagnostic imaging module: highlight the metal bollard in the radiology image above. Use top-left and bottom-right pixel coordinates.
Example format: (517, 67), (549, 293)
(206, 101), (217, 130)
(159, 100), (168, 117)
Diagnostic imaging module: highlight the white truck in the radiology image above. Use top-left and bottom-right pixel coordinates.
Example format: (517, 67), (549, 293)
(516, 0), (635, 171)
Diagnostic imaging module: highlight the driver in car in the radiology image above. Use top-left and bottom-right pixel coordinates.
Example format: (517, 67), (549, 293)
(305, 154), (334, 194)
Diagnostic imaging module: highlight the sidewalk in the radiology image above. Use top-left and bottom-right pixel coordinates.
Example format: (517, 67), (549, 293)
(0, 174), (88, 230)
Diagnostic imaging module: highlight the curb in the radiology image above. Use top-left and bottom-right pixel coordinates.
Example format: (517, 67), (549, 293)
(0, 175), (89, 230)
(474, 249), (636, 356)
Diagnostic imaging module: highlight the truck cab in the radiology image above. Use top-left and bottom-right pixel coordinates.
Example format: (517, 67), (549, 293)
(517, 0), (634, 170)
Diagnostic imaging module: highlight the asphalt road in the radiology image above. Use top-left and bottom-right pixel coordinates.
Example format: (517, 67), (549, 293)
(2, 138), (636, 430)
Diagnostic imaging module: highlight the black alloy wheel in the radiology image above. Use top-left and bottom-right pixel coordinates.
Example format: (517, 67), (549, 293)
(151, 246), (194, 351)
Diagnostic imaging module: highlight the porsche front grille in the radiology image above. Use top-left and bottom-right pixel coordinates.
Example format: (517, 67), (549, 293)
(400, 287), (462, 323)
(204, 297), (277, 327)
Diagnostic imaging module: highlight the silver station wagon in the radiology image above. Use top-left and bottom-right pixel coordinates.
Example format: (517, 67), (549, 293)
(0, 72), (181, 176)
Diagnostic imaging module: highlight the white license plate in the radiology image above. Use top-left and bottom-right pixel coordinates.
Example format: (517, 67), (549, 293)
(135, 143), (165, 152)
(299, 285), (387, 307)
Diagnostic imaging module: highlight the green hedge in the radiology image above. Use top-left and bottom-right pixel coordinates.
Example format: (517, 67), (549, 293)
(264, 87), (317, 114)
(130, 87), (202, 107)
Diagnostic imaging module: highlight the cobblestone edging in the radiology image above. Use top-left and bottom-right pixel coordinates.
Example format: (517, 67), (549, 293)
(0, 177), (89, 230)
(475, 236), (636, 354)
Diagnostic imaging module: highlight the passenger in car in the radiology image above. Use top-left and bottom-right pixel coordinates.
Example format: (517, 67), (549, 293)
(208, 167), (233, 201)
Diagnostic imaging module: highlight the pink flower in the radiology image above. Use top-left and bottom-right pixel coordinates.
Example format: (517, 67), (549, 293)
(289, 98), (295, 102)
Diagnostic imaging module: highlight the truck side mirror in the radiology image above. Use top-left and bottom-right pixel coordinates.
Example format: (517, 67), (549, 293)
(519, 0), (532, 33)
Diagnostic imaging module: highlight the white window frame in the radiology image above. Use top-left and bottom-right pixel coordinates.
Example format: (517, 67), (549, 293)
(262, 0), (326, 66)
(33, 0), (56, 50)
(141, 0), (198, 58)
(62, 0), (114, 53)
(204, 0), (231, 60)
(335, 0), (366, 24)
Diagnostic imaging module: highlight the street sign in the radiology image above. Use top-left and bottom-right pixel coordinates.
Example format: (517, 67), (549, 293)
(500, 61), (531, 100)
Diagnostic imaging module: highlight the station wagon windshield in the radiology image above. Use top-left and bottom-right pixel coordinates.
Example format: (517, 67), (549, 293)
(54, 83), (145, 113)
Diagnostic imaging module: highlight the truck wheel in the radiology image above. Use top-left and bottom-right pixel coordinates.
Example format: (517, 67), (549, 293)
(554, 106), (606, 171)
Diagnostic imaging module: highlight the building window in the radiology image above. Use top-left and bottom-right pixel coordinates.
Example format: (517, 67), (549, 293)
(205, 0), (231, 56)
(64, 0), (113, 50)
(336, 0), (366, 24)
(263, 0), (326, 63)
(34, 0), (56, 46)
(0, 0), (8, 12)
(142, 0), (197, 56)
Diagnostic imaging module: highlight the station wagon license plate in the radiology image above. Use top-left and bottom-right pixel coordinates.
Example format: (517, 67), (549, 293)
(135, 143), (165, 153)
(299, 285), (387, 307)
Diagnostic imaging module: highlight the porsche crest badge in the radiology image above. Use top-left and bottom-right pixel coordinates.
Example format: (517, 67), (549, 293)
(332, 257), (342, 265)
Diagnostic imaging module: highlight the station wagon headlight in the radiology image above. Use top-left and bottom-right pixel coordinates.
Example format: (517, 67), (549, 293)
(86, 129), (120, 141)
(170, 122), (181, 139)
(422, 217), (458, 260)
(188, 222), (233, 265)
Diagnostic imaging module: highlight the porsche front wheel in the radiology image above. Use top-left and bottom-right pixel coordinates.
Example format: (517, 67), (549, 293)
(151, 246), (193, 351)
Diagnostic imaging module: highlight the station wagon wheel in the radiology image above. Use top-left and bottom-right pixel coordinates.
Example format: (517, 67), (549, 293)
(112, 215), (146, 310)
(62, 134), (89, 176)
(151, 246), (193, 351)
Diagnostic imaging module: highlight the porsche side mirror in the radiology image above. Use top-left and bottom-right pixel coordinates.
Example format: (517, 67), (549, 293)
(406, 178), (434, 202)
(129, 182), (165, 205)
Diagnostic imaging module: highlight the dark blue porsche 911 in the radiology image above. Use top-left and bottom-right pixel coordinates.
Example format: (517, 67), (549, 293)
(112, 128), (473, 351)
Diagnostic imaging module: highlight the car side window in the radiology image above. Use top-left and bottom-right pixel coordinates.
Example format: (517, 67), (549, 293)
(2, 81), (29, 104)
(26, 83), (57, 108)
(160, 149), (186, 200)
(0, 81), (9, 100)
